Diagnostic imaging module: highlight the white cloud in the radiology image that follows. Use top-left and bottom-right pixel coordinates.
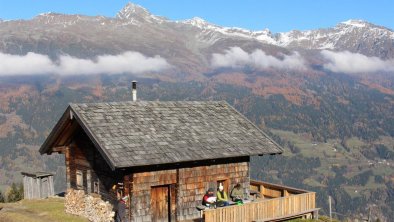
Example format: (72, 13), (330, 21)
(0, 52), (56, 75)
(321, 50), (394, 73)
(0, 51), (171, 76)
(211, 47), (306, 70)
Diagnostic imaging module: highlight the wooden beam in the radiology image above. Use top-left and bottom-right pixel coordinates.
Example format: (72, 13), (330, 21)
(65, 146), (71, 189)
(250, 179), (310, 194)
(51, 146), (67, 153)
(52, 119), (79, 147)
(175, 169), (179, 222)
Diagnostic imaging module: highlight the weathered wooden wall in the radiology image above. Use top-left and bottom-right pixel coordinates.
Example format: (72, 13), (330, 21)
(22, 175), (54, 199)
(131, 170), (177, 221)
(129, 160), (250, 222)
(178, 162), (250, 221)
(66, 130), (119, 203)
(63, 128), (251, 222)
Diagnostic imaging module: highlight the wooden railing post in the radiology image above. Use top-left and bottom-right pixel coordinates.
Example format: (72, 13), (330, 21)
(259, 185), (265, 197)
(65, 146), (71, 189)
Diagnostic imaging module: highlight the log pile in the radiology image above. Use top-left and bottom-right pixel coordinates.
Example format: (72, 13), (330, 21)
(65, 189), (115, 222)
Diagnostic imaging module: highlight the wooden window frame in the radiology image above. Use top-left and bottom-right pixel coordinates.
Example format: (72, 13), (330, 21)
(93, 181), (100, 194)
(76, 170), (84, 189)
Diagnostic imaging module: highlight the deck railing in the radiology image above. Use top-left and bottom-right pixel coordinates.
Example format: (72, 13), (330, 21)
(204, 180), (316, 222)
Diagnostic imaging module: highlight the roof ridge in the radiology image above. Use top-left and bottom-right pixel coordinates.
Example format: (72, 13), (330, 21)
(70, 100), (226, 106)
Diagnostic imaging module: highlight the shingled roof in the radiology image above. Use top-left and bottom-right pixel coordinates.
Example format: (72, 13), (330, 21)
(40, 101), (282, 170)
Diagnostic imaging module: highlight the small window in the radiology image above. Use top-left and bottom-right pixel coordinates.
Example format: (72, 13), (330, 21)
(76, 170), (84, 188)
(93, 181), (100, 194)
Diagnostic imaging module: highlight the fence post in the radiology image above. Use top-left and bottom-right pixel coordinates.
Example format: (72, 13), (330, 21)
(329, 195), (332, 222)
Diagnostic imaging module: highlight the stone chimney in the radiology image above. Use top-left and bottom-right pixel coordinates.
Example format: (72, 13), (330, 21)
(132, 81), (137, 102)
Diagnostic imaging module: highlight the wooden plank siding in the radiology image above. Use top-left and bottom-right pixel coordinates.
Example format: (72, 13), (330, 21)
(22, 172), (55, 199)
(204, 192), (316, 222)
(129, 161), (250, 222)
(66, 130), (120, 203)
(130, 170), (177, 222)
(177, 162), (249, 221)
(63, 130), (250, 221)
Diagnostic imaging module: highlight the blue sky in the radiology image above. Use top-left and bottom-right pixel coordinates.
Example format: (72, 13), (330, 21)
(0, 0), (393, 33)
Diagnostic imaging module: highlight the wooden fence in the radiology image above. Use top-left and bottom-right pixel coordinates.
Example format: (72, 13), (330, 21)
(249, 180), (309, 198)
(204, 188), (316, 222)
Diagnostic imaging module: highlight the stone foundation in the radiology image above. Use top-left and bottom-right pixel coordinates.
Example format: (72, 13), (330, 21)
(65, 189), (115, 222)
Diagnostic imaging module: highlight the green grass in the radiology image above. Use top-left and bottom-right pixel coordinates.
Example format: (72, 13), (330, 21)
(270, 130), (394, 195)
(373, 165), (394, 176)
(345, 137), (366, 150)
(0, 197), (88, 222)
(303, 178), (326, 188)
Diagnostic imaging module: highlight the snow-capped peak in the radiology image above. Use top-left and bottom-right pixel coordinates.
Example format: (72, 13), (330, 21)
(184, 17), (210, 27)
(180, 17), (277, 44)
(38, 12), (55, 16)
(116, 2), (167, 24)
(34, 12), (65, 19)
(116, 2), (152, 19)
(340, 19), (368, 28)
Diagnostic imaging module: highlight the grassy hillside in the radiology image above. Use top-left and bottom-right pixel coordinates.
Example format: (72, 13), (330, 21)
(251, 130), (393, 221)
(0, 198), (88, 222)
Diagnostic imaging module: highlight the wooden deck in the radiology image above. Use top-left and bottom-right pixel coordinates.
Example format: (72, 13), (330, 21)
(203, 180), (318, 222)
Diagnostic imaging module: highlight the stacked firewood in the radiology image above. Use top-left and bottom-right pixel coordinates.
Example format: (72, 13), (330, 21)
(65, 189), (115, 222)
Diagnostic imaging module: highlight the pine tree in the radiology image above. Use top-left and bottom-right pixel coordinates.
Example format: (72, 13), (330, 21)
(0, 189), (5, 203)
(7, 183), (24, 202)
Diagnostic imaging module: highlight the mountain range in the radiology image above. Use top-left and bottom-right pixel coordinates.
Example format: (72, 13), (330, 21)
(0, 2), (393, 221)
(5, 3), (394, 54)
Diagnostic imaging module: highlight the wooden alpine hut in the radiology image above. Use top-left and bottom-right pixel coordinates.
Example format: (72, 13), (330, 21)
(39, 82), (318, 222)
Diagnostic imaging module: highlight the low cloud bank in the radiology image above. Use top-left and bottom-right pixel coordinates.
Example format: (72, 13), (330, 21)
(0, 51), (170, 76)
(321, 50), (394, 73)
(211, 47), (306, 70)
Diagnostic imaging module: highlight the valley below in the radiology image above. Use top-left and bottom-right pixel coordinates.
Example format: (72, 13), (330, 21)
(0, 76), (393, 221)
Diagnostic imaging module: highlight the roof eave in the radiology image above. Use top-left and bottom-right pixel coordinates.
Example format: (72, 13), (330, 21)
(113, 150), (283, 170)
(39, 104), (117, 171)
(39, 106), (72, 155)
(69, 104), (117, 171)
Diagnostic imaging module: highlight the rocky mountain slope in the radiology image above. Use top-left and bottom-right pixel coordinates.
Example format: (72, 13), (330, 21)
(0, 2), (393, 221)
(2, 3), (393, 58)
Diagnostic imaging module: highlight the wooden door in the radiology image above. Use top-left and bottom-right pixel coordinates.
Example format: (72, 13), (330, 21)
(41, 177), (48, 198)
(217, 179), (229, 194)
(151, 185), (172, 222)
